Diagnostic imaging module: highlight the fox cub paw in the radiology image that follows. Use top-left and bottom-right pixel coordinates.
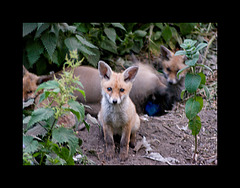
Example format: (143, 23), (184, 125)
(105, 151), (115, 161)
(119, 152), (128, 162)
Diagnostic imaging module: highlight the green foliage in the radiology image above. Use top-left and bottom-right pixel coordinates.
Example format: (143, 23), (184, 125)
(23, 135), (41, 153)
(175, 39), (213, 161)
(52, 127), (79, 158)
(185, 97), (200, 120)
(188, 115), (202, 136)
(23, 23), (201, 74)
(185, 73), (201, 93)
(23, 50), (89, 165)
(23, 23), (99, 74)
(27, 108), (54, 129)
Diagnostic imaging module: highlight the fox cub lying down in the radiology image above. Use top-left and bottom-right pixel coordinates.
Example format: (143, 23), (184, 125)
(97, 61), (140, 161)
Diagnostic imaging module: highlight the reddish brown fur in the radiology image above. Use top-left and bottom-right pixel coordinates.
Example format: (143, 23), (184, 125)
(23, 67), (41, 102)
(162, 55), (188, 84)
(98, 61), (140, 161)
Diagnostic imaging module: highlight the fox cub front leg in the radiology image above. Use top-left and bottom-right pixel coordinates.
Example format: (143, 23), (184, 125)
(103, 124), (115, 160)
(119, 126), (131, 161)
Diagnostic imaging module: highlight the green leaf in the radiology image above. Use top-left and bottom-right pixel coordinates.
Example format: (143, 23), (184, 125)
(23, 23), (37, 37)
(83, 48), (100, 67)
(198, 72), (206, 85)
(78, 44), (95, 56)
(185, 52), (199, 66)
(38, 91), (49, 104)
(64, 37), (80, 51)
(100, 38), (118, 54)
(155, 23), (164, 30)
(41, 32), (57, 60)
(177, 65), (190, 79)
(188, 115), (201, 135)
(65, 36), (95, 56)
(180, 43), (188, 49)
(27, 108), (54, 129)
(183, 39), (197, 48)
(195, 96), (203, 112)
(111, 23), (126, 31)
(35, 80), (59, 93)
(23, 135), (40, 153)
(104, 27), (117, 43)
(35, 23), (50, 39)
(52, 127), (79, 158)
(83, 120), (90, 132)
(26, 40), (44, 67)
(67, 100), (85, 122)
(133, 30), (147, 38)
(196, 64), (213, 74)
(75, 88), (86, 100)
(202, 84), (210, 99)
(76, 35), (98, 49)
(175, 50), (186, 56)
(185, 97), (200, 120)
(183, 39), (194, 44)
(179, 23), (196, 35)
(73, 80), (84, 89)
(180, 89), (186, 100)
(162, 26), (172, 42)
(195, 42), (208, 51)
(76, 23), (89, 33)
(185, 73), (201, 93)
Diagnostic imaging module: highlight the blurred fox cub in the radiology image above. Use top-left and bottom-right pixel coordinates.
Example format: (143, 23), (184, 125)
(97, 61), (140, 161)
(160, 45), (189, 108)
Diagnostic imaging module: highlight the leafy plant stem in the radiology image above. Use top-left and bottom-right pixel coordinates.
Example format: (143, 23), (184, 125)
(39, 151), (45, 165)
(193, 134), (198, 162)
(39, 117), (57, 165)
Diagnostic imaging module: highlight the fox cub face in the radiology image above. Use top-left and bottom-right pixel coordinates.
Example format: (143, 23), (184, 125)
(23, 66), (52, 102)
(160, 45), (188, 85)
(98, 61), (138, 105)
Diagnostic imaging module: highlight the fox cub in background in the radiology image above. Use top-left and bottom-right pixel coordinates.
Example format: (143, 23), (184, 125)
(98, 61), (140, 161)
(160, 45), (189, 109)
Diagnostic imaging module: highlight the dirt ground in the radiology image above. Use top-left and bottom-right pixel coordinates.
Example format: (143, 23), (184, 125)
(76, 97), (217, 165)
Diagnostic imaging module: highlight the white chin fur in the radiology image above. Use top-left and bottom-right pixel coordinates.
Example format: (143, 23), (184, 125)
(167, 78), (177, 84)
(109, 98), (121, 104)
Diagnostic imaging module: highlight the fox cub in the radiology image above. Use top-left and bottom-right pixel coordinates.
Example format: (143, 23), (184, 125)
(160, 45), (189, 109)
(98, 61), (140, 161)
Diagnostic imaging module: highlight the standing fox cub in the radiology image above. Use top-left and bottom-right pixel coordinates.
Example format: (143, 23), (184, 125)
(98, 61), (140, 161)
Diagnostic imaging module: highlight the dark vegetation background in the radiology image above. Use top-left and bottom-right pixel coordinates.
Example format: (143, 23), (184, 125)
(23, 23), (217, 74)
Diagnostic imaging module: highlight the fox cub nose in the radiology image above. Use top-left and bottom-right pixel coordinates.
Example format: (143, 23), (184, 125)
(112, 99), (117, 104)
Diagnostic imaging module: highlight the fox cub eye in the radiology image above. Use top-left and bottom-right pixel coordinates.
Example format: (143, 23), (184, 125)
(166, 67), (171, 72)
(107, 87), (112, 91)
(120, 88), (125, 92)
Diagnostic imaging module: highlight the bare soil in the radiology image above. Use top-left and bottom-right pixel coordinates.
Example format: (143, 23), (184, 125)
(76, 99), (217, 165)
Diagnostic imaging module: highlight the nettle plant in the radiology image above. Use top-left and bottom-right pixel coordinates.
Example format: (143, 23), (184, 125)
(175, 39), (213, 161)
(23, 50), (89, 165)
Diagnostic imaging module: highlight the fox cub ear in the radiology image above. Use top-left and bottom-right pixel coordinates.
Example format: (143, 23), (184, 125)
(160, 45), (174, 61)
(98, 61), (112, 80)
(23, 65), (28, 77)
(123, 66), (139, 82)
